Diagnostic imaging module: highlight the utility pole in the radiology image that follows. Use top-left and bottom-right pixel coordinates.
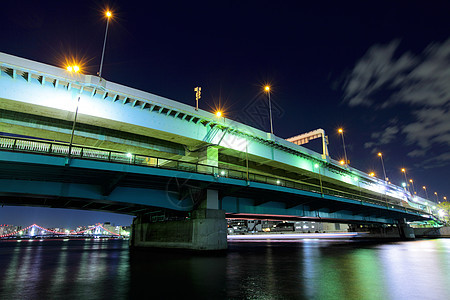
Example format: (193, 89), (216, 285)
(194, 87), (201, 111)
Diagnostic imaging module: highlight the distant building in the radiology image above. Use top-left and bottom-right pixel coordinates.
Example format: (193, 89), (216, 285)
(0, 224), (21, 236)
(102, 223), (131, 237)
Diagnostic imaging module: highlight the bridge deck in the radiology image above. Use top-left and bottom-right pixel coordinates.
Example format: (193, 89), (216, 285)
(0, 136), (429, 224)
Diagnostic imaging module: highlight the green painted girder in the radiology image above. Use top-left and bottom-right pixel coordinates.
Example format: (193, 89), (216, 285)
(0, 149), (430, 223)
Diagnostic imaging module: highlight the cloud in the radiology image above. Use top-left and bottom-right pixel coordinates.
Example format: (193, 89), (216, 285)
(364, 125), (399, 150)
(344, 38), (450, 108)
(343, 38), (450, 165)
(343, 40), (417, 107)
(419, 152), (450, 169)
(403, 108), (450, 149)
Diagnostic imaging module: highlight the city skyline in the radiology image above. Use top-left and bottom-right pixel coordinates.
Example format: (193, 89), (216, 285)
(0, 1), (449, 226)
(0, 206), (133, 228)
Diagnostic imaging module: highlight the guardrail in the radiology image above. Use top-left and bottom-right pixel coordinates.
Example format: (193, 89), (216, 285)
(0, 136), (426, 216)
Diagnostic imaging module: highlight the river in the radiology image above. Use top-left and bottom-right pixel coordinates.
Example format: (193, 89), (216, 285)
(1, 238), (449, 299)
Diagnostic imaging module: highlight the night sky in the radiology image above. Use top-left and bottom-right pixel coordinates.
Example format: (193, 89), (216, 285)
(1, 1), (449, 228)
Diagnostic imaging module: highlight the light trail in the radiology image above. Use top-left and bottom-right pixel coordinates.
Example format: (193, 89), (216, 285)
(227, 232), (358, 241)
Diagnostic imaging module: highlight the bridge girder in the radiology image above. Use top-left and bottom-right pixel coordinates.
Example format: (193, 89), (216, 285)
(0, 147), (430, 224)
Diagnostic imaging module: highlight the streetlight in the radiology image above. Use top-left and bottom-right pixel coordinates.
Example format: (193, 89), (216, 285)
(401, 168), (410, 193)
(409, 179), (416, 194)
(98, 10), (113, 80)
(338, 128), (348, 165)
(369, 172), (375, 177)
(66, 64), (82, 158)
(434, 192), (439, 203)
(264, 85), (274, 135)
(444, 196), (447, 202)
(215, 111), (222, 117)
(66, 65), (80, 73)
(423, 186), (429, 200)
(68, 96), (81, 158)
(314, 163), (323, 195)
(378, 152), (388, 182)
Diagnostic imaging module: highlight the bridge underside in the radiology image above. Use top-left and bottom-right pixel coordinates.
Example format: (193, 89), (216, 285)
(0, 150), (428, 225)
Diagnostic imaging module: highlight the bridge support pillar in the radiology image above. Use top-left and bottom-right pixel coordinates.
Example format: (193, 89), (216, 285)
(398, 218), (415, 239)
(130, 189), (227, 251)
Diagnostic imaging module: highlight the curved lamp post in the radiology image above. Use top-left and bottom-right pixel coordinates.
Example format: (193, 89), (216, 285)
(264, 85), (274, 135)
(99, 10), (112, 80)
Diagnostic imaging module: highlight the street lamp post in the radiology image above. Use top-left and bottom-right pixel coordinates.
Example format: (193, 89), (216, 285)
(378, 152), (388, 182)
(98, 10), (112, 80)
(401, 168), (410, 194)
(423, 186), (429, 200)
(68, 96), (81, 158)
(338, 128), (348, 165)
(314, 163), (323, 196)
(264, 85), (274, 135)
(409, 179), (416, 194)
(434, 192), (439, 203)
(66, 64), (82, 159)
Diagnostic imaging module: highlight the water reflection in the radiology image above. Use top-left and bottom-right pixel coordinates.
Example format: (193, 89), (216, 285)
(0, 239), (129, 299)
(380, 240), (450, 299)
(1, 239), (450, 299)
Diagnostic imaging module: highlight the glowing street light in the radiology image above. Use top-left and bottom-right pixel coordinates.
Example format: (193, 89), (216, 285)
(369, 172), (375, 177)
(434, 192), (439, 203)
(66, 65), (80, 73)
(215, 111), (222, 117)
(66, 59), (83, 158)
(98, 10), (113, 80)
(264, 85), (274, 135)
(338, 128), (348, 165)
(377, 152), (388, 182)
(409, 179), (416, 194)
(314, 163), (323, 195)
(422, 186), (429, 200)
(401, 168), (410, 193)
(444, 196), (447, 201)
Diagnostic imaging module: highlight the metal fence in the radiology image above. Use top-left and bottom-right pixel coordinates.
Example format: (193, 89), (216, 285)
(0, 136), (424, 215)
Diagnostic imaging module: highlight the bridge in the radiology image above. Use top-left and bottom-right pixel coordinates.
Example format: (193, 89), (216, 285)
(0, 52), (439, 250)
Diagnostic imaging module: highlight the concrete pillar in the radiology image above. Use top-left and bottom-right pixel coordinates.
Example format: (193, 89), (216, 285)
(199, 189), (219, 210)
(130, 189), (227, 251)
(198, 146), (218, 174)
(398, 218), (415, 239)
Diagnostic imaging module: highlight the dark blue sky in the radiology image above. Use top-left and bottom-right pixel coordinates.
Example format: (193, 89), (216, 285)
(1, 1), (449, 227)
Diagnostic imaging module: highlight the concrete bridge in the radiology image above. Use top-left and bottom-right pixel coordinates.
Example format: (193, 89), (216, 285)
(0, 52), (438, 250)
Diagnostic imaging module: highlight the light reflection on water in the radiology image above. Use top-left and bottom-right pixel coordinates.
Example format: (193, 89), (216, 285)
(1, 239), (450, 299)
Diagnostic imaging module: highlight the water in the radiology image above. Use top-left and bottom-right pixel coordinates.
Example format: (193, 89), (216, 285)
(1, 238), (450, 299)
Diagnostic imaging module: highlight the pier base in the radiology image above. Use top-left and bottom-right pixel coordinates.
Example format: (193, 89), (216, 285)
(414, 226), (450, 238)
(130, 208), (227, 251)
(398, 219), (415, 239)
(349, 221), (415, 240)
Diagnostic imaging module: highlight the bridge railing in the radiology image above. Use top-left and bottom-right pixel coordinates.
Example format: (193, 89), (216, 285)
(0, 136), (425, 216)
